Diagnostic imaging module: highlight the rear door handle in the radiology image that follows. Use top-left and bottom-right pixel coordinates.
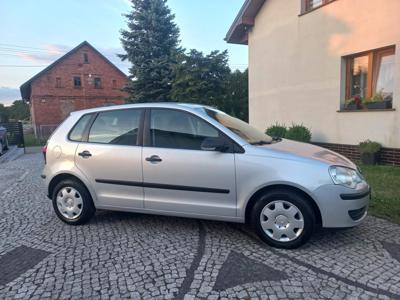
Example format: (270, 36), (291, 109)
(145, 155), (162, 163)
(78, 150), (92, 158)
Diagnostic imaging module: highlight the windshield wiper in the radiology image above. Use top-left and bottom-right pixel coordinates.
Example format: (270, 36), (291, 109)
(272, 136), (282, 142)
(250, 140), (271, 145)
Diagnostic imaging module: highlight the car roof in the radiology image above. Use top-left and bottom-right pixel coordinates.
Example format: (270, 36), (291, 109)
(70, 102), (214, 115)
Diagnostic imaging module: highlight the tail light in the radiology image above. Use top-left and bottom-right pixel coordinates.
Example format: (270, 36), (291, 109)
(42, 145), (47, 164)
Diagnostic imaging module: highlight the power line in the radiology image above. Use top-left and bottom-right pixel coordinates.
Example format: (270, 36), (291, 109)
(0, 43), (53, 51)
(0, 65), (48, 67)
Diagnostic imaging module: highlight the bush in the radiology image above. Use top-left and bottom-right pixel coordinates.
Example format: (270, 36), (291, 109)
(359, 140), (381, 154)
(285, 123), (312, 143)
(265, 123), (287, 138)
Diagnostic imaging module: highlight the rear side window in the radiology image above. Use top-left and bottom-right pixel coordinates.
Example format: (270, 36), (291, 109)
(88, 109), (142, 146)
(69, 114), (93, 141)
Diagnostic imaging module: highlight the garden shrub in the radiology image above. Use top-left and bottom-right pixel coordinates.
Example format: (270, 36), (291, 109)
(265, 123), (287, 138)
(285, 123), (312, 143)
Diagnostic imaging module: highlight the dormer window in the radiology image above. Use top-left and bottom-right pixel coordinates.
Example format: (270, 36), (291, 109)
(83, 53), (89, 63)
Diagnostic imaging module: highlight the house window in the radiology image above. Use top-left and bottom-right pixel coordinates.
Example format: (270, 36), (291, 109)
(56, 77), (62, 88)
(94, 77), (102, 89)
(302, 0), (335, 13)
(83, 53), (89, 63)
(344, 46), (395, 110)
(73, 76), (82, 88)
(112, 79), (117, 89)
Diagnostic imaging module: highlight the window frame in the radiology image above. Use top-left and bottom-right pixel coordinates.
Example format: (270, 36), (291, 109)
(55, 77), (62, 88)
(73, 76), (82, 88)
(94, 77), (102, 89)
(83, 53), (89, 64)
(300, 0), (336, 15)
(143, 108), (244, 153)
(344, 46), (395, 102)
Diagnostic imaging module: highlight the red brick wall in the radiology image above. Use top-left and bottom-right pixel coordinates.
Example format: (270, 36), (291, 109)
(30, 44), (129, 135)
(314, 142), (400, 166)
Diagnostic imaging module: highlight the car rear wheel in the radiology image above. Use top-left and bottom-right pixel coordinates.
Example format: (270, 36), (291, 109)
(251, 189), (316, 249)
(52, 179), (96, 225)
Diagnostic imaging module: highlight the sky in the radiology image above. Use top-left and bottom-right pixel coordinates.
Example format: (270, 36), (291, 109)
(0, 0), (248, 105)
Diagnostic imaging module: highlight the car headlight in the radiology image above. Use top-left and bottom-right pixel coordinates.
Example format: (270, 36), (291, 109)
(329, 166), (364, 189)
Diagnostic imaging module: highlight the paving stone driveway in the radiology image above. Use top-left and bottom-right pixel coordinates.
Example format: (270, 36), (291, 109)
(0, 154), (400, 299)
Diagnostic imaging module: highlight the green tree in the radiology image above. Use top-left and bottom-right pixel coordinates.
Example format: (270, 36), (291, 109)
(8, 100), (30, 121)
(222, 69), (248, 121)
(171, 49), (231, 107)
(120, 0), (181, 102)
(0, 104), (9, 122)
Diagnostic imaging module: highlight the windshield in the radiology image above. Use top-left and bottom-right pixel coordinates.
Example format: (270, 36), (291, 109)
(204, 108), (273, 144)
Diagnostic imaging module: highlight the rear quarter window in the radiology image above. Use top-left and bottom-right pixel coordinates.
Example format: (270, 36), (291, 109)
(68, 114), (93, 142)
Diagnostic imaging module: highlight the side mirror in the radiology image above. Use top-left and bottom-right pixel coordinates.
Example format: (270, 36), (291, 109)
(201, 137), (229, 152)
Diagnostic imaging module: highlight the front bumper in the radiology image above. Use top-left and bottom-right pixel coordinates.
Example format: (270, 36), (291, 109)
(313, 183), (370, 228)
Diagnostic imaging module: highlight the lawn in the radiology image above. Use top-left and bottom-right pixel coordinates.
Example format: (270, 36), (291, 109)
(360, 164), (400, 224)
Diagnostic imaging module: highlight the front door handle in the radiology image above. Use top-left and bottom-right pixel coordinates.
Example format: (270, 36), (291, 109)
(78, 150), (92, 158)
(146, 155), (162, 163)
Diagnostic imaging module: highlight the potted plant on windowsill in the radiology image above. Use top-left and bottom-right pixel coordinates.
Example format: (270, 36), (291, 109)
(363, 91), (393, 110)
(344, 96), (363, 110)
(359, 140), (381, 165)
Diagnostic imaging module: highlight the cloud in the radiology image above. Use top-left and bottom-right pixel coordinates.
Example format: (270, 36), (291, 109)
(16, 44), (70, 64)
(0, 87), (21, 106)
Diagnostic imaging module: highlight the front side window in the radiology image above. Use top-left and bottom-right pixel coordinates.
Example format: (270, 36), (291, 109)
(73, 76), (81, 88)
(150, 109), (219, 150)
(88, 109), (142, 146)
(69, 114), (93, 141)
(204, 108), (272, 145)
(345, 46), (395, 110)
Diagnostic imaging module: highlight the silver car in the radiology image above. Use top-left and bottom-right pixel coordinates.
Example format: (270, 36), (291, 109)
(42, 103), (370, 248)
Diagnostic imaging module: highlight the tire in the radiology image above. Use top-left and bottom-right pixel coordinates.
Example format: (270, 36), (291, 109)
(0, 140), (3, 156)
(52, 179), (96, 225)
(251, 189), (316, 249)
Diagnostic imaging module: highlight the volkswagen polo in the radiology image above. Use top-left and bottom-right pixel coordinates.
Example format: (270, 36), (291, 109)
(42, 103), (370, 248)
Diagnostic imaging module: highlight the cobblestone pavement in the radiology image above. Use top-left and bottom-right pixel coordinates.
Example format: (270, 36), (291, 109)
(0, 154), (400, 299)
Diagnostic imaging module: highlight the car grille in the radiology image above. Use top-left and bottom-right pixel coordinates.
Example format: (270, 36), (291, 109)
(348, 206), (367, 221)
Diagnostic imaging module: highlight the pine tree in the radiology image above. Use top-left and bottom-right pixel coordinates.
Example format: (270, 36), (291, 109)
(120, 0), (181, 102)
(171, 49), (231, 107)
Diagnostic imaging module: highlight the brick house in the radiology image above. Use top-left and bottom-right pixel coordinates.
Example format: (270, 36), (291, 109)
(20, 41), (129, 137)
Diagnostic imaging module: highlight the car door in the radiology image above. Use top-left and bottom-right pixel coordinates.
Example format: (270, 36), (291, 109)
(142, 108), (237, 217)
(75, 108), (144, 208)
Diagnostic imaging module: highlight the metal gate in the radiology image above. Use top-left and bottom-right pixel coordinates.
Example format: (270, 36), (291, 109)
(0, 122), (25, 148)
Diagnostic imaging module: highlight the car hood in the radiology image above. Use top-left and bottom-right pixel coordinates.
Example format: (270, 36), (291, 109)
(251, 139), (356, 168)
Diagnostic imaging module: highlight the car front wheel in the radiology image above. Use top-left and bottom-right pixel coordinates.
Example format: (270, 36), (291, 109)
(52, 179), (96, 225)
(251, 189), (316, 249)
